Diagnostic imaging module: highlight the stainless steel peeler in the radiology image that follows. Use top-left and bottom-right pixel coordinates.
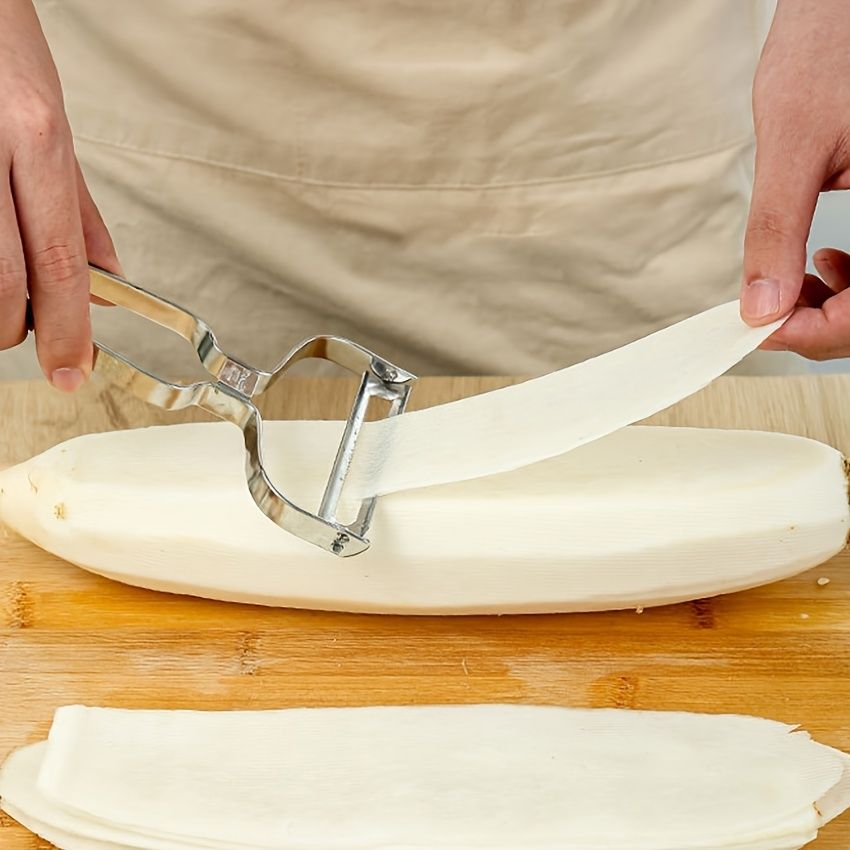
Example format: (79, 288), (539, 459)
(88, 265), (416, 557)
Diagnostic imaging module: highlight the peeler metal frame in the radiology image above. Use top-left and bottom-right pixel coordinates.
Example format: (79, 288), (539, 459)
(88, 265), (416, 557)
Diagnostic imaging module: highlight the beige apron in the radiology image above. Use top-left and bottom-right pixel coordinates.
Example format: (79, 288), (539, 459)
(6, 0), (769, 379)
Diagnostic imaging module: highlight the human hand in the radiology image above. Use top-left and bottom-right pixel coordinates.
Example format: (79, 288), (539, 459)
(740, 0), (850, 359)
(0, 0), (120, 390)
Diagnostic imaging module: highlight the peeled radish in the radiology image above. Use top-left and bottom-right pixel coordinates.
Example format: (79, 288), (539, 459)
(0, 422), (846, 613)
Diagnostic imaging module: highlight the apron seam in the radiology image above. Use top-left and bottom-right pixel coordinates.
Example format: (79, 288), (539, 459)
(74, 131), (755, 191)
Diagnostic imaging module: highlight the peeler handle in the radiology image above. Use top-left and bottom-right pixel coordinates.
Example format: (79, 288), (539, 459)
(87, 265), (416, 557)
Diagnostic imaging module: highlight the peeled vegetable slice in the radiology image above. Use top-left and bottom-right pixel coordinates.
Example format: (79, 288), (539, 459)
(1, 704), (849, 850)
(0, 422), (846, 613)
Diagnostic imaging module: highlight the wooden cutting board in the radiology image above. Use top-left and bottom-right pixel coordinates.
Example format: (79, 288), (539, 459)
(2, 375), (850, 849)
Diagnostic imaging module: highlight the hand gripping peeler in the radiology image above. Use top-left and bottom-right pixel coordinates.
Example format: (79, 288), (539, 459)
(87, 265), (417, 558)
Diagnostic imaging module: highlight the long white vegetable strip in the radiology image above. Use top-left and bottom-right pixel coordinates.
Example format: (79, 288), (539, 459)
(1, 705), (849, 850)
(344, 301), (783, 499)
(3, 743), (252, 850)
(0, 424), (846, 613)
(2, 748), (129, 850)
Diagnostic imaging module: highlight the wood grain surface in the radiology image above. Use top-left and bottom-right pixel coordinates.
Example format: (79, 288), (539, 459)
(1, 375), (850, 849)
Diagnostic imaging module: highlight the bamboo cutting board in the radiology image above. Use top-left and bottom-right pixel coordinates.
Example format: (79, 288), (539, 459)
(1, 375), (849, 849)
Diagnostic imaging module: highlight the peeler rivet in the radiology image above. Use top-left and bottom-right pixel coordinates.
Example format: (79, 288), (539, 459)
(332, 533), (350, 554)
(373, 361), (398, 382)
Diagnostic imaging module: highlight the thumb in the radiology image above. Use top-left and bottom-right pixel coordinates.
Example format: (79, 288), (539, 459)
(740, 134), (823, 326)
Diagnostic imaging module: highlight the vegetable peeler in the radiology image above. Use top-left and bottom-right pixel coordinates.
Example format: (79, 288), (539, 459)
(87, 265), (417, 557)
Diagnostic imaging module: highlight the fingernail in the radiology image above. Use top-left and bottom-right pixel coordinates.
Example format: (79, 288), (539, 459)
(742, 278), (781, 320)
(51, 367), (85, 393)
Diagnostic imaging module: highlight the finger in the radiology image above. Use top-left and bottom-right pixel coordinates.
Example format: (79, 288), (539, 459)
(813, 248), (850, 293)
(0, 178), (28, 349)
(76, 161), (120, 272)
(740, 129), (826, 326)
(797, 273), (836, 309)
(758, 338), (791, 351)
(11, 130), (91, 391)
(765, 289), (850, 360)
(76, 161), (121, 306)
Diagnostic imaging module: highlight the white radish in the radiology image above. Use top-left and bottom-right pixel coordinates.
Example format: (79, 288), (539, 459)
(0, 422), (846, 614)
